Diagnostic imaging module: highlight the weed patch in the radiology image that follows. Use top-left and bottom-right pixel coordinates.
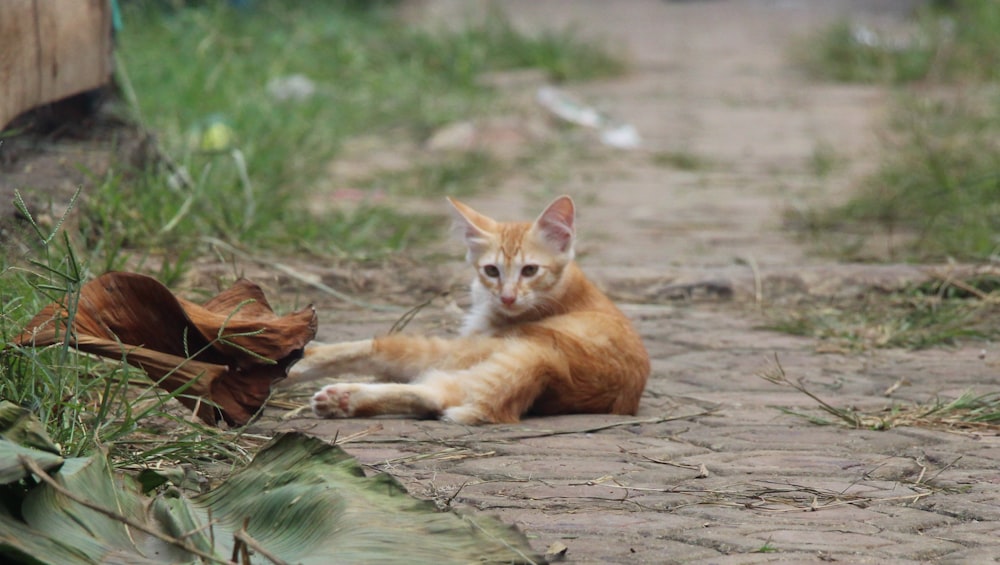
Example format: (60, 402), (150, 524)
(792, 0), (1000, 262)
(796, 1), (1000, 85)
(765, 274), (1000, 350)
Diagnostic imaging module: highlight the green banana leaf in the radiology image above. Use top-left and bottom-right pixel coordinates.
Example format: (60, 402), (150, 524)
(0, 430), (543, 565)
(0, 440), (64, 484)
(0, 402), (64, 484)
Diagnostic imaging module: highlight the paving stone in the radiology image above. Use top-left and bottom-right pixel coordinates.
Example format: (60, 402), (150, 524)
(870, 530), (966, 560)
(865, 506), (955, 533)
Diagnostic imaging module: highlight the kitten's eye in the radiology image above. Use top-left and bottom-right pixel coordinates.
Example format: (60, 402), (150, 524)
(482, 265), (500, 278)
(521, 265), (539, 277)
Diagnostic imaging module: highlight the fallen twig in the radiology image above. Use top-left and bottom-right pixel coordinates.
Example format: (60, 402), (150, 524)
(501, 411), (718, 441)
(376, 447), (496, 466)
(329, 423), (385, 446)
(234, 523), (290, 565)
(619, 447), (710, 477)
(927, 268), (993, 301)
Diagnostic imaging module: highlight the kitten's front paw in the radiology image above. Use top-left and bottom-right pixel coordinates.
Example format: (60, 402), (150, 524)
(311, 384), (360, 418)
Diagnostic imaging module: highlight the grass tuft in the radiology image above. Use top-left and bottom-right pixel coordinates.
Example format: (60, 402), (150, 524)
(795, 18), (935, 84)
(765, 277), (1000, 351)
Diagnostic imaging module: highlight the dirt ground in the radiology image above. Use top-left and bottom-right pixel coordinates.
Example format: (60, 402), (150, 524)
(257, 1), (1000, 563)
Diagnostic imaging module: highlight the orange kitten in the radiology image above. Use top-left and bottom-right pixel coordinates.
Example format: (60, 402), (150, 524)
(290, 195), (649, 424)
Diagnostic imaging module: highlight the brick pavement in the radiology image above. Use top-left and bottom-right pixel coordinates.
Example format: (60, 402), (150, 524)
(258, 277), (1000, 563)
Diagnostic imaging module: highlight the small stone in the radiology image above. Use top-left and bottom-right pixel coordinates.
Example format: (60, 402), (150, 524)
(545, 541), (568, 561)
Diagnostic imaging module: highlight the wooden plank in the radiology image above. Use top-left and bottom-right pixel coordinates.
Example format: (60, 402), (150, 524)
(0, 0), (113, 130)
(0, 0), (40, 130)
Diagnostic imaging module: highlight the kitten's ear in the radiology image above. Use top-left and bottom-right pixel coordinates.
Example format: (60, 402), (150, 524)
(447, 197), (496, 258)
(533, 195), (575, 256)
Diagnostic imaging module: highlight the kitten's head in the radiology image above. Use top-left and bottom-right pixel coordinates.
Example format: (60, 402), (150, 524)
(448, 195), (576, 318)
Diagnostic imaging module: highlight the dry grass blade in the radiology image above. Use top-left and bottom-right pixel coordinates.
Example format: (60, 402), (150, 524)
(620, 447), (710, 477)
(388, 288), (455, 334)
(762, 355), (1000, 433)
(376, 447), (496, 466)
(334, 424), (385, 445)
(926, 267), (1000, 301)
(759, 354), (863, 428)
(603, 479), (934, 512)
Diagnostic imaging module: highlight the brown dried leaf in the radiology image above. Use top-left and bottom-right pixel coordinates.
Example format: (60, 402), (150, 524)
(14, 272), (317, 426)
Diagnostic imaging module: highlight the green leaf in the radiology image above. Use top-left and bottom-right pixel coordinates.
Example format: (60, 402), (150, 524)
(19, 452), (202, 564)
(0, 513), (95, 565)
(0, 440), (64, 484)
(0, 401), (61, 455)
(192, 433), (542, 564)
(0, 402), (64, 485)
(1, 433), (543, 565)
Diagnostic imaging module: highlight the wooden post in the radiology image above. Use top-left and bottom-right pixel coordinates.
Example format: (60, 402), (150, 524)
(0, 0), (113, 130)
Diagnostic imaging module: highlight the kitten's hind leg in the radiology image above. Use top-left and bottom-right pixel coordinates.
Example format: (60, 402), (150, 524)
(312, 381), (457, 419)
(285, 339), (378, 383)
(288, 335), (497, 385)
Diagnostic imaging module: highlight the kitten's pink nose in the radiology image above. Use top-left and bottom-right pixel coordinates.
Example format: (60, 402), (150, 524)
(501, 295), (516, 306)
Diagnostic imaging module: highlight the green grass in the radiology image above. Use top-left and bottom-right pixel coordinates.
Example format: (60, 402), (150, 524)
(795, 18), (935, 84)
(791, 0), (1000, 262)
(808, 141), (841, 179)
(794, 91), (1000, 262)
(752, 539), (778, 554)
(796, 0), (1000, 85)
(106, 0), (623, 258)
(651, 150), (708, 172)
